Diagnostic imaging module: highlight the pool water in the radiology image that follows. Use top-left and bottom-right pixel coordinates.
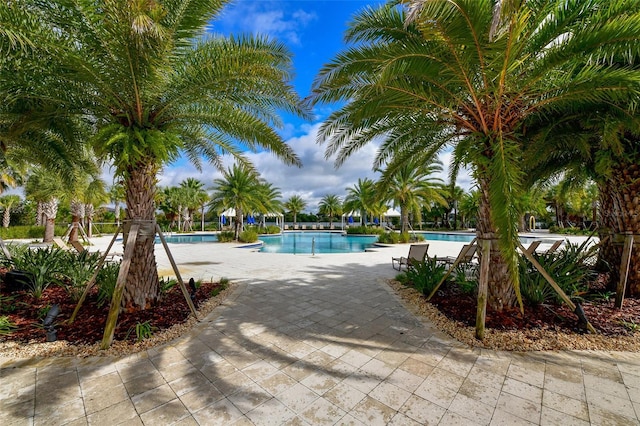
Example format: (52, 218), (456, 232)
(157, 234), (219, 243)
(259, 232), (378, 254)
(418, 232), (537, 243)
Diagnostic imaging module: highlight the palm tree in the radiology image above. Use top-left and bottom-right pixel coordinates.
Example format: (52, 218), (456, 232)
(83, 177), (109, 238)
(0, 194), (21, 228)
(284, 195), (307, 227)
(109, 182), (126, 228)
(308, 0), (640, 311)
(157, 186), (185, 230)
(256, 182), (283, 227)
(24, 168), (66, 243)
(10, 1), (308, 309)
(179, 178), (208, 232)
(318, 194), (342, 227)
(210, 164), (267, 240)
(379, 160), (447, 233)
(343, 178), (376, 226)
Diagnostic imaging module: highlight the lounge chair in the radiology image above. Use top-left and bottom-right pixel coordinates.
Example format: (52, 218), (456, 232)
(392, 244), (429, 271)
(434, 244), (477, 267)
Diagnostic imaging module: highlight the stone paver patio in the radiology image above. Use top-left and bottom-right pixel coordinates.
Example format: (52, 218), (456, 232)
(1, 235), (639, 425)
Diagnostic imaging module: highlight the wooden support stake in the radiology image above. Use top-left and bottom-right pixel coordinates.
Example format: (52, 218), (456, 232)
(69, 226), (122, 323)
(156, 224), (198, 319)
(100, 223), (139, 349)
(615, 234), (634, 309)
(426, 238), (477, 301)
(517, 240), (597, 334)
(475, 239), (490, 340)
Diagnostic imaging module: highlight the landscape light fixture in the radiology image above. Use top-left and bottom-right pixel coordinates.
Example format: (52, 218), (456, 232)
(43, 304), (61, 342)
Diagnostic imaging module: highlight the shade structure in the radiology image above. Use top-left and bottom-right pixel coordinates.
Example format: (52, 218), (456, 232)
(383, 208), (401, 217)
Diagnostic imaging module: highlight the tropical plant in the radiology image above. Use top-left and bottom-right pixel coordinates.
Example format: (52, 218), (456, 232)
(519, 240), (598, 306)
(0, 316), (17, 336)
(24, 168), (66, 243)
(318, 194), (342, 227)
(343, 178), (376, 225)
(7, 0), (308, 310)
(404, 258), (447, 296)
(379, 160), (447, 233)
(217, 231), (235, 242)
(56, 250), (103, 302)
(95, 261), (121, 308)
(109, 181), (126, 228)
(9, 246), (67, 299)
(0, 194), (21, 228)
(180, 178), (209, 232)
(210, 164), (274, 240)
(308, 0), (640, 311)
(284, 195), (307, 227)
(239, 229), (258, 243)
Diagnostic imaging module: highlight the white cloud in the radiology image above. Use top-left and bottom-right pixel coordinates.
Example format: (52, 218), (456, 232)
(218, 2), (317, 45)
(153, 122), (475, 213)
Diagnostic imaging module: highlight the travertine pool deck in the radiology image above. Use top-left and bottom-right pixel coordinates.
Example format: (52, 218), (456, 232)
(1, 233), (639, 425)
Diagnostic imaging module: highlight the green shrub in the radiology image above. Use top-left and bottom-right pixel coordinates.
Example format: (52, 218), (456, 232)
(160, 277), (178, 293)
(9, 246), (67, 299)
(95, 261), (121, 307)
(378, 232), (400, 244)
(262, 225), (281, 235)
(239, 229), (258, 243)
(126, 320), (155, 342)
(0, 315), (17, 336)
(519, 239), (597, 306)
(55, 250), (103, 301)
(0, 225), (67, 240)
(453, 265), (477, 295)
(345, 226), (385, 235)
(217, 231), (235, 242)
(405, 258), (447, 295)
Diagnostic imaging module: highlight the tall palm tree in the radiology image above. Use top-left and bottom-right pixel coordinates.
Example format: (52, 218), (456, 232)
(179, 178), (208, 232)
(210, 164), (267, 240)
(256, 182), (283, 227)
(0, 194), (21, 228)
(318, 194), (342, 227)
(379, 160), (447, 233)
(343, 178), (376, 226)
(308, 0), (640, 311)
(284, 195), (307, 227)
(109, 181), (126, 228)
(9, 1), (308, 309)
(24, 168), (66, 243)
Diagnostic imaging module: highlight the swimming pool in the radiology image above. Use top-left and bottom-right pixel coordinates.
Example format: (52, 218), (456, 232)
(157, 234), (219, 243)
(418, 232), (537, 243)
(259, 232), (378, 254)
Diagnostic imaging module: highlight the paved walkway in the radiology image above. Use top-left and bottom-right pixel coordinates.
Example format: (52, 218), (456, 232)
(1, 235), (639, 425)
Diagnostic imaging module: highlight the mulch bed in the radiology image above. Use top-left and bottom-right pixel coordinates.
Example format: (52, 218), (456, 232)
(430, 283), (640, 336)
(1, 281), (222, 345)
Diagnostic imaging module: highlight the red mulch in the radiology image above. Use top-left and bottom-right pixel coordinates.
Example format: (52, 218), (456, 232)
(430, 277), (640, 336)
(0, 281), (221, 345)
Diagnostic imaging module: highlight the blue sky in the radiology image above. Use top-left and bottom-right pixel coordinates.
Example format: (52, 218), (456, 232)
(156, 0), (472, 212)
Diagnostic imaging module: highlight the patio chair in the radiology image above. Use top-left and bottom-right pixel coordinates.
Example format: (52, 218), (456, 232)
(392, 244), (429, 271)
(434, 244), (477, 268)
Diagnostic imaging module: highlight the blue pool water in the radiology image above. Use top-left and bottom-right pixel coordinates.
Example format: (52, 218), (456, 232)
(418, 232), (537, 243)
(157, 234), (219, 243)
(260, 232), (378, 254)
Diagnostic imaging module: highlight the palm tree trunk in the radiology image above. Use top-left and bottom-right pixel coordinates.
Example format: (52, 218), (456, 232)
(36, 202), (44, 226)
(235, 209), (243, 240)
(69, 200), (83, 242)
(598, 161), (640, 296)
(123, 160), (160, 310)
(85, 204), (94, 238)
(400, 206), (409, 234)
(477, 177), (516, 311)
(42, 199), (58, 243)
(2, 207), (10, 228)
